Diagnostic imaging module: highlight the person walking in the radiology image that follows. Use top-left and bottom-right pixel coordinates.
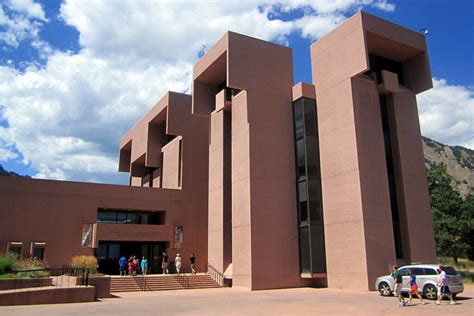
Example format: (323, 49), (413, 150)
(162, 251), (169, 274)
(128, 258), (135, 276)
(189, 253), (196, 275)
(175, 253), (182, 274)
(141, 257), (148, 275)
(118, 255), (127, 276)
(133, 256), (140, 276)
(436, 266), (455, 305)
(407, 269), (426, 305)
(391, 265), (406, 307)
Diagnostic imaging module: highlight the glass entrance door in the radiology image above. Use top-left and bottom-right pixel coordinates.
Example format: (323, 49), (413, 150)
(96, 241), (166, 275)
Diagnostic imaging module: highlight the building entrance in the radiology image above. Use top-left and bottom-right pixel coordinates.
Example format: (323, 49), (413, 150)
(96, 241), (166, 275)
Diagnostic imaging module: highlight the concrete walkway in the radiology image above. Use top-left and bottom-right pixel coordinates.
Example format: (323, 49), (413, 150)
(1, 285), (472, 315)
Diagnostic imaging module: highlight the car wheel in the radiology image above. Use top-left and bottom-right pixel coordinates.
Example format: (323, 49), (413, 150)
(423, 284), (438, 300)
(378, 282), (392, 296)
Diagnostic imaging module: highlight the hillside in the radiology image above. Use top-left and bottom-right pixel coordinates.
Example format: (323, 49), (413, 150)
(423, 137), (473, 196)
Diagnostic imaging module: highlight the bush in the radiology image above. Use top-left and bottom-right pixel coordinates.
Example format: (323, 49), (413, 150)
(71, 255), (98, 273)
(0, 253), (17, 274)
(16, 257), (48, 271)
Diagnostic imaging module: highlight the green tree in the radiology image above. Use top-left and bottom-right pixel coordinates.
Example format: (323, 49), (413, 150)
(460, 193), (474, 260)
(427, 163), (470, 262)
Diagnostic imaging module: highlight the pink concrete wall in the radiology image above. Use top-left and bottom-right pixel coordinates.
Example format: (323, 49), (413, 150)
(311, 11), (435, 290)
(315, 77), (369, 290)
(161, 136), (182, 189)
(352, 76), (397, 288)
(208, 108), (232, 273)
(389, 90), (436, 263)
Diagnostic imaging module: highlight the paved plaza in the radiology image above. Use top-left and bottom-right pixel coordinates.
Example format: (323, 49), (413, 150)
(1, 285), (472, 315)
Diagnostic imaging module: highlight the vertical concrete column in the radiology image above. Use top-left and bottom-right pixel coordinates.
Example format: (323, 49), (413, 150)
(388, 90), (436, 263)
(231, 91), (252, 288)
(208, 109), (232, 273)
(352, 77), (396, 287)
(316, 78), (371, 290)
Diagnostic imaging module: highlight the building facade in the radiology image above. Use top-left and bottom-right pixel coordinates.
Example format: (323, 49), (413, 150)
(0, 12), (436, 290)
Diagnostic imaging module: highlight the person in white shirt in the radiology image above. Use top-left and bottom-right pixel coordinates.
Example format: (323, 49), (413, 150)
(436, 266), (455, 305)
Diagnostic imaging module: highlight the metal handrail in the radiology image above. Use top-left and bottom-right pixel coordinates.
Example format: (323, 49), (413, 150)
(174, 273), (189, 289)
(207, 263), (225, 287)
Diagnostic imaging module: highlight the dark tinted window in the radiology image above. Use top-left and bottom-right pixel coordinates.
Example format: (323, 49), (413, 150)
(408, 267), (424, 275)
(9, 247), (21, 257)
(32, 247), (44, 260)
(444, 266), (459, 275)
(398, 268), (409, 276)
(97, 209), (165, 225)
(423, 268), (437, 275)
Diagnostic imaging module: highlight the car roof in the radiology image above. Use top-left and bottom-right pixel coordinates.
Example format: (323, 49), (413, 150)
(400, 264), (449, 269)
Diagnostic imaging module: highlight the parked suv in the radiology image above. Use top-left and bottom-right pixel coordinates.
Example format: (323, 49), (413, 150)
(375, 264), (464, 300)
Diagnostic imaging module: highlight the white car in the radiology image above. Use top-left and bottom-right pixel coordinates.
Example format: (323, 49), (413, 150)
(375, 264), (464, 300)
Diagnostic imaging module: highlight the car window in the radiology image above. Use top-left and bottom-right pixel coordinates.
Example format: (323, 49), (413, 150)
(409, 267), (424, 275)
(423, 268), (437, 275)
(444, 266), (459, 275)
(398, 268), (410, 276)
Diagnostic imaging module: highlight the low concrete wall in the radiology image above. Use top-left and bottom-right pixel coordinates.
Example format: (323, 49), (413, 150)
(0, 286), (95, 306)
(62, 275), (111, 298)
(0, 278), (52, 291)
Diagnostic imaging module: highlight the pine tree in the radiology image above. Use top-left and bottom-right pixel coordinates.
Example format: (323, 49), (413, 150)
(427, 163), (470, 262)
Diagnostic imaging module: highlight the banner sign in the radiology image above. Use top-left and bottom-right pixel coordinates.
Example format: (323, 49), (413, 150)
(82, 223), (97, 248)
(174, 225), (183, 249)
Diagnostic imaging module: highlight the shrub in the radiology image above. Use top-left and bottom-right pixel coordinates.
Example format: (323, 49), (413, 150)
(0, 253), (17, 274)
(71, 255), (98, 273)
(16, 257), (48, 271)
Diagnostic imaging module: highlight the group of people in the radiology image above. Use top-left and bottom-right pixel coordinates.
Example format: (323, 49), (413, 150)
(118, 252), (196, 276)
(118, 256), (149, 276)
(391, 265), (456, 307)
(161, 251), (196, 275)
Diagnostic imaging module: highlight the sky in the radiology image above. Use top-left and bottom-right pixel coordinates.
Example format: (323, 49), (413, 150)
(0, 0), (473, 185)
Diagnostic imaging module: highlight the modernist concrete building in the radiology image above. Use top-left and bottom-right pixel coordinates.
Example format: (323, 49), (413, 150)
(0, 12), (436, 291)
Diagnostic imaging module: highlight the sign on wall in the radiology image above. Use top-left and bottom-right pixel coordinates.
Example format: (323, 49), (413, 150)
(174, 225), (183, 249)
(82, 223), (97, 248)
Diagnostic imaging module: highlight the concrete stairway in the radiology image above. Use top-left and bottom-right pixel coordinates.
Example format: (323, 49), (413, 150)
(110, 274), (221, 292)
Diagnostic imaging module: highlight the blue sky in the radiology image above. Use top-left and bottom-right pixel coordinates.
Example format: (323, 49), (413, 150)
(0, 0), (473, 184)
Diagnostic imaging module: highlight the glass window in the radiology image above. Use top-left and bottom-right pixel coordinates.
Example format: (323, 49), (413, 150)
(9, 246), (21, 257)
(296, 139), (306, 180)
(32, 247), (45, 260)
(408, 267), (424, 275)
(293, 100), (304, 140)
(126, 213), (137, 224)
(444, 266), (459, 275)
(303, 99), (317, 136)
(298, 181), (308, 222)
(97, 211), (117, 223)
(116, 212), (127, 224)
(398, 268), (410, 276)
(423, 268), (437, 276)
(108, 244), (120, 260)
(299, 226), (311, 273)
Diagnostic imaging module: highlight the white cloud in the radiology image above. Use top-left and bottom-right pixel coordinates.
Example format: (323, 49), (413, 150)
(373, 0), (396, 12)
(0, 147), (18, 161)
(7, 0), (47, 21)
(0, 0), (398, 184)
(0, 0), (46, 48)
(418, 78), (474, 149)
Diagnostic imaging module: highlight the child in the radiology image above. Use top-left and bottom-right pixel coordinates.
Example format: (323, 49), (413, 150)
(407, 269), (426, 305)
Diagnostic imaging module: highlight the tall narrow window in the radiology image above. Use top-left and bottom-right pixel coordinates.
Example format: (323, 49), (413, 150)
(292, 97), (326, 275)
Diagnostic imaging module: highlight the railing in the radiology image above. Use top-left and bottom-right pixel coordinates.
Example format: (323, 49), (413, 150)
(174, 273), (189, 289)
(134, 274), (148, 291)
(207, 263), (225, 287)
(3, 268), (89, 291)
